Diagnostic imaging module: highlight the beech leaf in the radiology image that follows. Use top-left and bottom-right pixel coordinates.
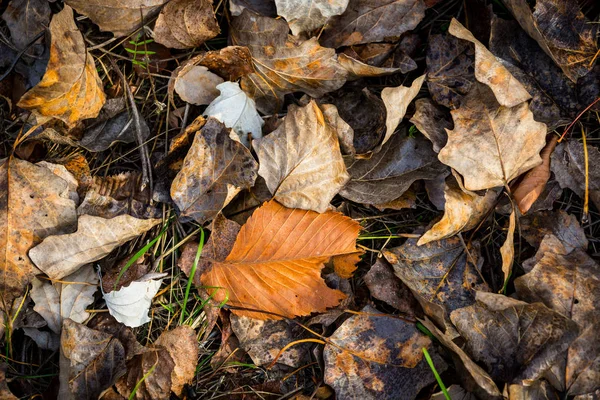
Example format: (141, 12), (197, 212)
(29, 215), (161, 280)
(201, 200), (360, 319)
(154, 0), (220, 49)
(320, 0), (426, 48)
(274, 0), (349, 35)
(256, 101), (349, 213)
(204, 82), (264, 147)
(170, 118), (258, 223)
(438, 84), (546, 191)
(103, 273), (166, 328)
(17, 5), (106, 128)
(65, 0), (168, 37)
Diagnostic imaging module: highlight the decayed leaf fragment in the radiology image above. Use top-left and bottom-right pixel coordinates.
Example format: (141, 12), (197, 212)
(320, 0), (426, 48)
(171, 118), (258, 223)
(256, 101), (349, 213)
(17, 5), (106, 128)
(231, 10), (347, 112)
(152, 326), (199, 396)
(500, 209), (516, 287)
(65, 0), (168, 37)
(154, 0), (220, 49)
(409, 98), (451, 153)
(324, 305), (446, 400)
(103, 273), (166, 328)
(1, 0), (50, 50)
(418, 175), (499, 245)
(29, 214), (160, 280)
(502, 0), (598, 82)
(173, 66), (224, 106)
(274, 0), (349, 35)
(0, 158), (77, 308)
(438, 84), (546, 191)
(201, 200), (360, 319)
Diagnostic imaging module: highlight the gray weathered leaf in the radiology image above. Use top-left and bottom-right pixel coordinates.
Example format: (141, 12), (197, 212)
(275, 0), (349, 35)
(1, 0), (50, 50)
(174, 66), (223, 106)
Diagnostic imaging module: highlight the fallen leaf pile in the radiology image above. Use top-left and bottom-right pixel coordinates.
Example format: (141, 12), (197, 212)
(0, 0), (599, 399)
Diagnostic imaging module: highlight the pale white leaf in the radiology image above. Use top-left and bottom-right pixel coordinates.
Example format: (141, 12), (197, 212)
(174, 66), (223, 106)
(103, 273), (166, 328)
(204, 82), (264, 147)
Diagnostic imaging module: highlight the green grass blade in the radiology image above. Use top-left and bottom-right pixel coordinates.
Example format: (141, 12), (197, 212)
(422, 347), (450, 400)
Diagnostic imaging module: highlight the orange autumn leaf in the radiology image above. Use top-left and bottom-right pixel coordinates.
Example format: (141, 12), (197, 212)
(201, 200), (361, 319)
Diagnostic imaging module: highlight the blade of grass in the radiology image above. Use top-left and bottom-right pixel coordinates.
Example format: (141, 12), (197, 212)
(180, 228), (205, 325)
(422, 347), (450, 400)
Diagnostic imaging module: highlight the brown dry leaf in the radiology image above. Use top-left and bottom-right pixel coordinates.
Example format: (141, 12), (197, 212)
(274, 0), (349, 35)
(380, 75), (425, 149)
(231, 10), (347, 112)
(340, 131), (445, 206)
(319, 103), (355, 157)
(17, 6), (106, 128)
(59, 319), (127, 399)
(450, 292), (578, 383)
(363, 258), (419, 315)
(29, 214), (160, 280)
(1, 0), (50, 51)
(0, 363), (17, 400)
(65, 0), (168, 37)
(500, 209), (516, 287)
(508, 380), (558, 400)
(324, 305), (446, 400)
(201, 200), (360, 319)
(173, 66), (223, 106)
(154, 326), (199, 396)
(409, 98), (451, 153)
(256, 101), (349, 213)
(230, 315), (309, 367)
(373, 189), (417, 211)
(337, 53), (401, 80)
(115, 347), (175, 400)
(425, 33), (475, 109)
(419, 318), (502, 399)
(171, 118), (258, 223)
(0, 158), (77, 310)
(448, 18), (531, 108)
(417, 175), (499, 246)
(520, 210), (588, 255)
(320, 0), (426, 48)
(513, 135), (559, 214)
(438, 83), (547, 191)
(515, 243), (600, 395)
(154, 0), (220, 49)
(384, 235), (490, 327)
(502, 0), (598, 82)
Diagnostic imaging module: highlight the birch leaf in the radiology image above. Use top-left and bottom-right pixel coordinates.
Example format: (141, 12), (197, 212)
(104, 273), (166, 328)
(204, 82), (264, 147)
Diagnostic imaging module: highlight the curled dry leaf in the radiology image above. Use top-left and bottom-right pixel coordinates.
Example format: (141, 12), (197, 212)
(448, 18), (531, 108)
(231, 10), (347, 112)
(170, 118), (258, 223)
(438, 84), (546, 191)
(59, 319), (126, 399)
(204, 82), (264, 147)
(384, 235), (490, 327)
(103, 273), (166, 328)
(409, 98), (451, 153)
(31, 265), (98, 334)
(450, 292), (578, 383)
(154, 0), (220, 49)
(201, 200), (360, 319)
(320, 0), (426, 48)
(337, 53), (401, 80)
(324, 305), (446, 400)
(502, 0), (598, 82)
(500, 209), (516, 287)
(0, 158), (77, 308)
(256, 101), (349, 213)
(513, 135), (559, 214)
(380, 75), (425, 149)
(17, 6), (106, 128)
(340, 131), (445, 206)
(29, 214), (160, 280)
(173, 66), (223, 106)
(274, 0), (349, 35)
(417, 175), (499, 246)
(65, 0), (168, 37)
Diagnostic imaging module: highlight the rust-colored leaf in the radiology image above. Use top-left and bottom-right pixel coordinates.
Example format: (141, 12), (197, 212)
(0, 158), (77, 310)
(65, 0), (168, 37)
(231, 10), (347, 112)
(201, 200), (360, 319)
(17, 6), (105, 128)
(500, 209), (516, 287)
(512, 135), (559, 214)
(170, 118), (258, 223)
(256, 101), (349, 213)
(154, 0), (220, 49)
(154, 326), (199, 396)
